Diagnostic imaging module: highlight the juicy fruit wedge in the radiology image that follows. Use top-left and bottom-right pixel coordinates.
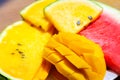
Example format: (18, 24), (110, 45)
(55, 60), (86, 80)
(0, 21), (51, 80)
(44, 47), (86, 80)
(43, 32), (106, 80)
(44, 0), (102, 33)
(0, 74), (8, 80)
(48, 66), (68, 80)
(79, 1), (120, 74)
(33, 59), (51, 80)
(46, 37), (91, 69)
(20, 0), (56, 31)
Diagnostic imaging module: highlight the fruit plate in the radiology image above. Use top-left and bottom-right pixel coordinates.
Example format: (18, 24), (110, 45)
(0, 0), (120, 80)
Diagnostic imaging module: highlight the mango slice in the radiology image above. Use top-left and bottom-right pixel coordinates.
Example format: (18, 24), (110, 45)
(46, 37), (91, 69)
(49, 66), (68, 80)
(33, 59), (51, 80)
(0, 21), (51, 80)
(43, 32), (106, 80)
(20, 0), (56, 31)
(44, 0), (102, 33)
(55, 60), (86, 80)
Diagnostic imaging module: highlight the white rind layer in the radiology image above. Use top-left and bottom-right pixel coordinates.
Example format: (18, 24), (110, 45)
(0, 69), (21, 80)
(93, 1), (120, 23)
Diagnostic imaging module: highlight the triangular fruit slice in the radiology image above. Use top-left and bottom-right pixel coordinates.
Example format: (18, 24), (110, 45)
(0, 21), (52, 80)
(20, 0), (56, 31)
(43, 32), (106, 80)
(79, 1), (120, 74)
(44, 0), (102, 33)
(48, 66), (68, 80)
(33, 59), (51, 80)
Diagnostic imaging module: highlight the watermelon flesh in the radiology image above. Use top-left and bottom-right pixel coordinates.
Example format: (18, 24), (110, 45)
(79, 2), (120, 74)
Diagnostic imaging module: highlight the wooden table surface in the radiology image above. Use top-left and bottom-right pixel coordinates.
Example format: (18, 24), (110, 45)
(0, 0), (120, 31)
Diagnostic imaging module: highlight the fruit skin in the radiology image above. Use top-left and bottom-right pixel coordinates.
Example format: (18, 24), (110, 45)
(44, 0), (102, 33)
(0, 21), (52, 80)
(43, 32), (106, 80)
(20, 0), (56, 31)
(0, 74), (8, 80)
(79, 1), (120, 74)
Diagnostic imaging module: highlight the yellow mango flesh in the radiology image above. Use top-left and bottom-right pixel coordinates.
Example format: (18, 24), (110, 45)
(54, 32), (106, 77)
(33, 59), (51, 80)
(46, 37), (91, 69)
(0, 21), (51, 80)
(20, 0), (56, 31)
(43, 32), (106, 80)
(45, 0), (102, 33)
(44, 41), (86, 80)
(45, 49), (64, 65)
(49, 66), (68, 80)
(55, 60), (86, 80)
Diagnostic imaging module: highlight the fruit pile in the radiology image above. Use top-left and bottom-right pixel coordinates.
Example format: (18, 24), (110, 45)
(0, 0), (120, 80)
(43, 32), (106, 80)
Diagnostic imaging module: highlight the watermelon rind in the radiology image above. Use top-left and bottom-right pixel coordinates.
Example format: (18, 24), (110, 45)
(0, 69), (21, 80)
(92, 0), (120, 20)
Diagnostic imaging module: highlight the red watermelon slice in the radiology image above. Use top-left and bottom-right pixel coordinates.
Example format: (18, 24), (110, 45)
(79, 1), (120, 74)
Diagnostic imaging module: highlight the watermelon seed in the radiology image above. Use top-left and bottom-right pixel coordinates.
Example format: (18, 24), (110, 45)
(39, 25), (42, 28)
(16, 49), (19, 51)
(17, 43), (22, 46)
(76, 20), (80, 25)
(16, 49), (23, 54)
(21, 54), (25, 59)
(15, 48), (25, 58)
(18, 51), (24, 54)
(16, 49), (24, 54)
(19, 51), (25, 58)
(11, 53), (15, 55)
(88, 16), (93, 20)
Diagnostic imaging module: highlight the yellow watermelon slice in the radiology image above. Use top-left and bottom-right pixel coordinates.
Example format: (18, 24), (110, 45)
(0, 21), (52, 80)
(20, 0), (56, 31)
(44, 0), (102, 33)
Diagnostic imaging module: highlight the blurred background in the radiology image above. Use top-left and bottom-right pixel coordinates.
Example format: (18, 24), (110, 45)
(0, 0), (34, 31)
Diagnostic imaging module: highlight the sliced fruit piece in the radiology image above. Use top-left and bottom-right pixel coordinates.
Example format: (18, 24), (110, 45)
(44, 47), (64, 65)
(43, 32), (106, 80)
(0, 21), (52, 80)
(43, 49), (86, 80)
(48, 66), (68, 80)
(33, 59), (51, 80)
(46, 37), (91, 69)
(20, 0), (56, 31)
(79, 1), (120, 74)
(55, 60), (86, 80)
(44, 0), (102, 33)
(54, 32), (106, 75)
(54, 32), (106, 80)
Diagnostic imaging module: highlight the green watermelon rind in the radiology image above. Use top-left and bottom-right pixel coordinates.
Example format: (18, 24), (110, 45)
(0, 74), (8, 80)
(0, 69), (21, 80)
